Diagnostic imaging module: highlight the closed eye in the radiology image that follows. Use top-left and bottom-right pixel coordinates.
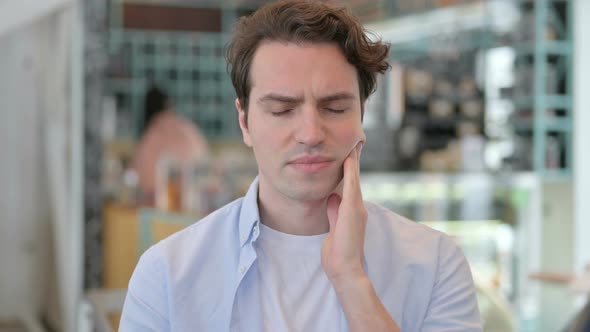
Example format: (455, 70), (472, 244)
(272, 109), (293, 116)
(326, 108), (346, 114)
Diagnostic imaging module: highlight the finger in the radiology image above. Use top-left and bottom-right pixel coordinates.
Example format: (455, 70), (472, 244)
(331, 173), (344, 197)
(342, 141), (363, 204)
(326, 193), (341, 230)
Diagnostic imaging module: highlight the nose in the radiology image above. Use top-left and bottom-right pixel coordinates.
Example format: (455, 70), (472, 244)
(294, 107), (325, 148)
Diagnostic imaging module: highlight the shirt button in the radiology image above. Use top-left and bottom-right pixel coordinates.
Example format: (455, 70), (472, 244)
(239, 266), (246, 274)
(240, 234), (246, 241)
(253, 226), (259, 236)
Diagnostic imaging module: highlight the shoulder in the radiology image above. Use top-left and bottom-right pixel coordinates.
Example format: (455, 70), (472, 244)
(123, 198), (247, 329)
(364, 201), (449, 245)
(168, 113), (206, 141)
(154, 197), (244, 258)
(122, 242), (170, 330)
(128, 197), (245, 299)
(362, 202), (480, 330)
(363, 201), (465, 276)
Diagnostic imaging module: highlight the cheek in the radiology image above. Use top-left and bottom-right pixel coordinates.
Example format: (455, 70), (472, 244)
(336, 123), (365, 150)
(249, 125), (286, 162)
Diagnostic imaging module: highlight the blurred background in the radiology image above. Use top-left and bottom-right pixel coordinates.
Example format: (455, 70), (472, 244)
(0, 0), (589, 331)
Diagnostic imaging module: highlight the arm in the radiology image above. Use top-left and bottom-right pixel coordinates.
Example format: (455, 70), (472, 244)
(331, 274), (399, 332)
(321, 142), (400, 332)
(420, 236), (482, 332)
(119, 247), (170, 332)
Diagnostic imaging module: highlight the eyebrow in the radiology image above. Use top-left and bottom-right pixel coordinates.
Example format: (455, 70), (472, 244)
(257, 93), (303, 104)
(317, 92), (356, 103)
(257, 92), (356, 105)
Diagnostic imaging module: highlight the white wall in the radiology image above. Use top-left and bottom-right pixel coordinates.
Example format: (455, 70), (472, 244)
(573, 0), (590, 275)
(0, 7), (83, 331)
(0, 0), (72, 38)
(0, 16), (54, 322)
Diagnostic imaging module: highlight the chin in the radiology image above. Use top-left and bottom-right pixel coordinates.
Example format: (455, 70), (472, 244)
(285, 176), (340, 202)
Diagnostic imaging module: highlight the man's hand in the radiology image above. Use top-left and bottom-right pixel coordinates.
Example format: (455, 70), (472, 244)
(321, 141), (367, 283)
(321, 141), (400, 332)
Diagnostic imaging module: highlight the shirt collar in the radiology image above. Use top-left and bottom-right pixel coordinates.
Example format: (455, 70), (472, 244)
(238, 176), (261, 247)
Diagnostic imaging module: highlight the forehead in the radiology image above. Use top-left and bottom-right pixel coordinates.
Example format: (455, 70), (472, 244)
(249, 41), (359, 97)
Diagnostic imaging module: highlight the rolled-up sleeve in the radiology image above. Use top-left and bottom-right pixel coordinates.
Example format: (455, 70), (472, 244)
(119, 246), (170, 332)
(420, 235), (482, 332)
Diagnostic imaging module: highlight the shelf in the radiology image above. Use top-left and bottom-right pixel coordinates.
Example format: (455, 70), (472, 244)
(512, 95), (572, 110)
(105, 78), (133, 92)
(514, 41), (572, 56)
(539, 169), (571, 182)
(510, 0), (573, 179)
(105, 29), (239, 140)
(513, 116), (572, 133)
(546, 118), (572, 132)
(365, 2), (487, 45)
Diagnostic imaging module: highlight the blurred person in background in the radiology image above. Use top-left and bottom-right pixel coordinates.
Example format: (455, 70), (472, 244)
(120, 1), (481, 331)
(131, 84), (209, 203)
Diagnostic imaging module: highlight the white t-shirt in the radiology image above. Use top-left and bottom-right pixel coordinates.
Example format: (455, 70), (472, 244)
(235, 223), (344, 332)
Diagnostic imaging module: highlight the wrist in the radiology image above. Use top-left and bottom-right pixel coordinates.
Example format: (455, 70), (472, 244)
(330, 272), (375, 312)
(329, 270), (369, 294)
(330, 274), (400, 332)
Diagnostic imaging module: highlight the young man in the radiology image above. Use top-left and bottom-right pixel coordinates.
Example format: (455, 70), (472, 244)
(120, 1), (482, 331)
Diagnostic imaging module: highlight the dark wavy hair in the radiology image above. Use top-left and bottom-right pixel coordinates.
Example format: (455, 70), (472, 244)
(226, 0), (390, 123)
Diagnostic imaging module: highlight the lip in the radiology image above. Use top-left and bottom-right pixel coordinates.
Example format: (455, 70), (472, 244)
(287, 155), (335, 173)
(288, 155), (334, 164)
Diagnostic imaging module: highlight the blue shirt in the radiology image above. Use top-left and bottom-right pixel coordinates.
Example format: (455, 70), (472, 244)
(120, 177), (482, 331)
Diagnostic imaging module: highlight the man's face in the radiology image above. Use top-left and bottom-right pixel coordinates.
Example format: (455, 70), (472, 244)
(237, 42), (366, 202)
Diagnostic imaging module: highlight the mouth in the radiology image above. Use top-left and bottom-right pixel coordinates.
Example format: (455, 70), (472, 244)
(287, 155), (335, 174)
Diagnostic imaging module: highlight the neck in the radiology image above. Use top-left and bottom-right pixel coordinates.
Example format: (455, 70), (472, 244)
(257, 181), (330, 236)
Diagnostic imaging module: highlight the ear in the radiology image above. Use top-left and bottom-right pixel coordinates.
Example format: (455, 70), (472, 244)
(236, 98), (252, 147)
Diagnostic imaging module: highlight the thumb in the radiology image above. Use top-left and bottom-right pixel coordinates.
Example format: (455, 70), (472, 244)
(326, 193), (341, 230)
